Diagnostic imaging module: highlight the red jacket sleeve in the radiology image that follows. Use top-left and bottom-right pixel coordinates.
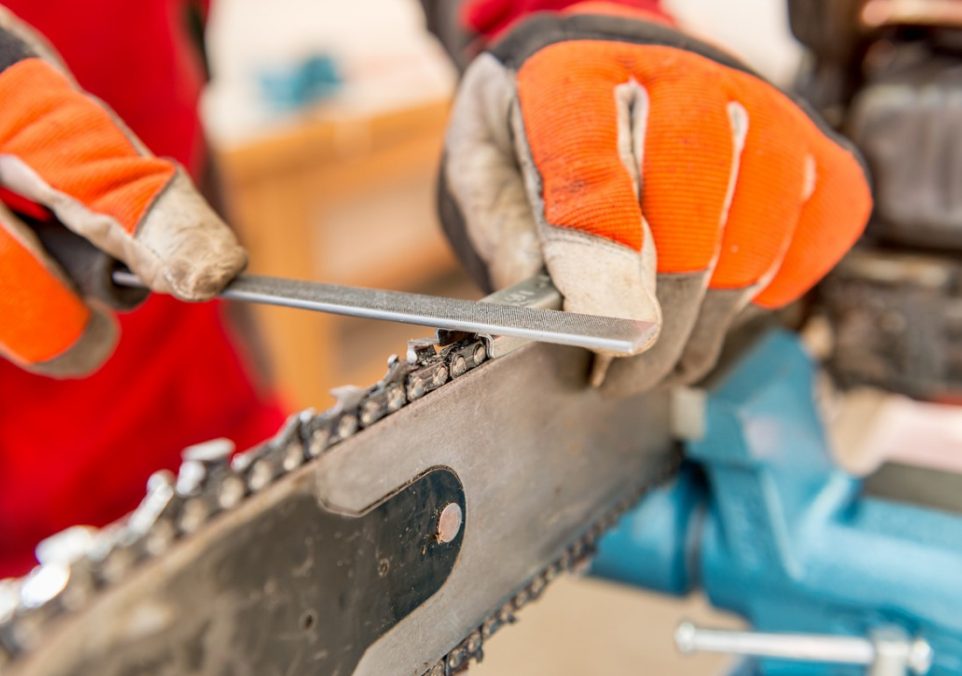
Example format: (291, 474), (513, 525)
(420, 0), (671, 68)
(462, 0), (668, 39)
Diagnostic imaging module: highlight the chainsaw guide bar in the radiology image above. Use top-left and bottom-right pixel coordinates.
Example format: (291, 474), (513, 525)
(0, 278), (676, 676)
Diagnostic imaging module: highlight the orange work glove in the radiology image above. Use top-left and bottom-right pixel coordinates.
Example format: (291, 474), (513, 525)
(438, 3), (872, 395)
(0, 8), (246, 378)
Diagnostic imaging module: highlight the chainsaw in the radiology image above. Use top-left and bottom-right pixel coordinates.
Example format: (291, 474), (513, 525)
(0, 247), (680, 676)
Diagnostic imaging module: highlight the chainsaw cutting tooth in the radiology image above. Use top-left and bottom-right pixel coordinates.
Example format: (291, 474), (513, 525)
(406, 362), (448, 400)
(174, 460), (206, 497)
(230, 444), (262, 474)
(175, 439), (247, 527)
(235, 414), (305, 492)
(446, 645), (468, 671)
(406, 375), (427, 400)
(406, 337), (439, 364)
(405, 339), (449, 400)
(329, 387), (367, 441)
(247, 458), (277, 492)
(175, 439), (234, 498)
(336, 413), (359, 440)
(386, 383), (406, 411)
(27, 559), (96, 620)
(359, 397), (386, 427)
(133, 471), (179, 531)
(217, 474), (247, 510)
(19, 567), (68, 615)
(473, 343), (488, 366)
(177, 498), (209, 535)
(92, 540), (134, 586)
(440, 339), (487, 380)
(331, 385), (367, 410)
(306, 420), (332, 458)
(465, 630), (483, 654)
(91, 470), (184, 565)
(281, 440), (304, 472)
(180, 438), (234, 467)
(275, 414), (310, 471)
(567, 540), (593, 574)
(449, 354), (468, 378)
(143, 518), (177, 557)
(359, 358), (415, 427)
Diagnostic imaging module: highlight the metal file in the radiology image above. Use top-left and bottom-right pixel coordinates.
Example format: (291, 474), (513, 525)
(113, 270), (656, 356)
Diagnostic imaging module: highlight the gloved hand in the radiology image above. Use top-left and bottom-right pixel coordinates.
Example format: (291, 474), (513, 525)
(0, 7), (246, 378)
(439, 2), (872, 395)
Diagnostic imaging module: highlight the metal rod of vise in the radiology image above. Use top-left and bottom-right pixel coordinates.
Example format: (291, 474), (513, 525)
(675, 622), (933, 675)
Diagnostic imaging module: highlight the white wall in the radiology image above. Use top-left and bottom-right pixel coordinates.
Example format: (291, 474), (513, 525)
(668, 0), (803, 85)
(202, 0), (802, 143)
(203, 0), (456, 143)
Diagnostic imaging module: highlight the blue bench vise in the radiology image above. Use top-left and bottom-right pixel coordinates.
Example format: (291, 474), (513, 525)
(591, 330), (962, 675)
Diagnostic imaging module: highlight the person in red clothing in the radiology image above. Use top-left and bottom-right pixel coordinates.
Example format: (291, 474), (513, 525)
(0, 2), (285, 577)
(0, 0), (871, 581)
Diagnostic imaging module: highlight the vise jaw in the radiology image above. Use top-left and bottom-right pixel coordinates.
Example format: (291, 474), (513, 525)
(593, 330), (962, 675)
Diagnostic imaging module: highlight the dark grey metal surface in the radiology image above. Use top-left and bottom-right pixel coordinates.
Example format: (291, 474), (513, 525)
(864, 461), (962, 515)
(32, 223), (147, 310)
(17, 470), (464, 676)
(822, 249), (962, 399)
(10, 342), (673, 676)
(113, 270), (656, 355)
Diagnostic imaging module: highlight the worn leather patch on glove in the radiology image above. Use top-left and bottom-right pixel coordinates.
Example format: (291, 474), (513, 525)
(439, 4), (872, 395)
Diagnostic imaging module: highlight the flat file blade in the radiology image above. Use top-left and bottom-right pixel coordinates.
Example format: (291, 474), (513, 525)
(113, 271), (656, 356)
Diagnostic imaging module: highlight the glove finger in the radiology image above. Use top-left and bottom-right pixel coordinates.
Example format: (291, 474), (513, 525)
(602, 59), (744, 389)
(0, 203), (116, 377)
(673, 77), (812, 384)
(443, 53), (543, 291)
(514, 43), (661, 334)
(673, 108), (870, 385)
(753, 126), (871, 309)
(598, 274), (708, 396)
(0, 48), (245, 300)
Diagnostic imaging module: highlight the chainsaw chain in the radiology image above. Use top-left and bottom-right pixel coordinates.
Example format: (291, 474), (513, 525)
(0, 333), (679, 674)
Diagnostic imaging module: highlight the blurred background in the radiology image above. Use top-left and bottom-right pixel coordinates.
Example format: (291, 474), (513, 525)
(201, 0), (803, 410)
(199, 1), (794, 672)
